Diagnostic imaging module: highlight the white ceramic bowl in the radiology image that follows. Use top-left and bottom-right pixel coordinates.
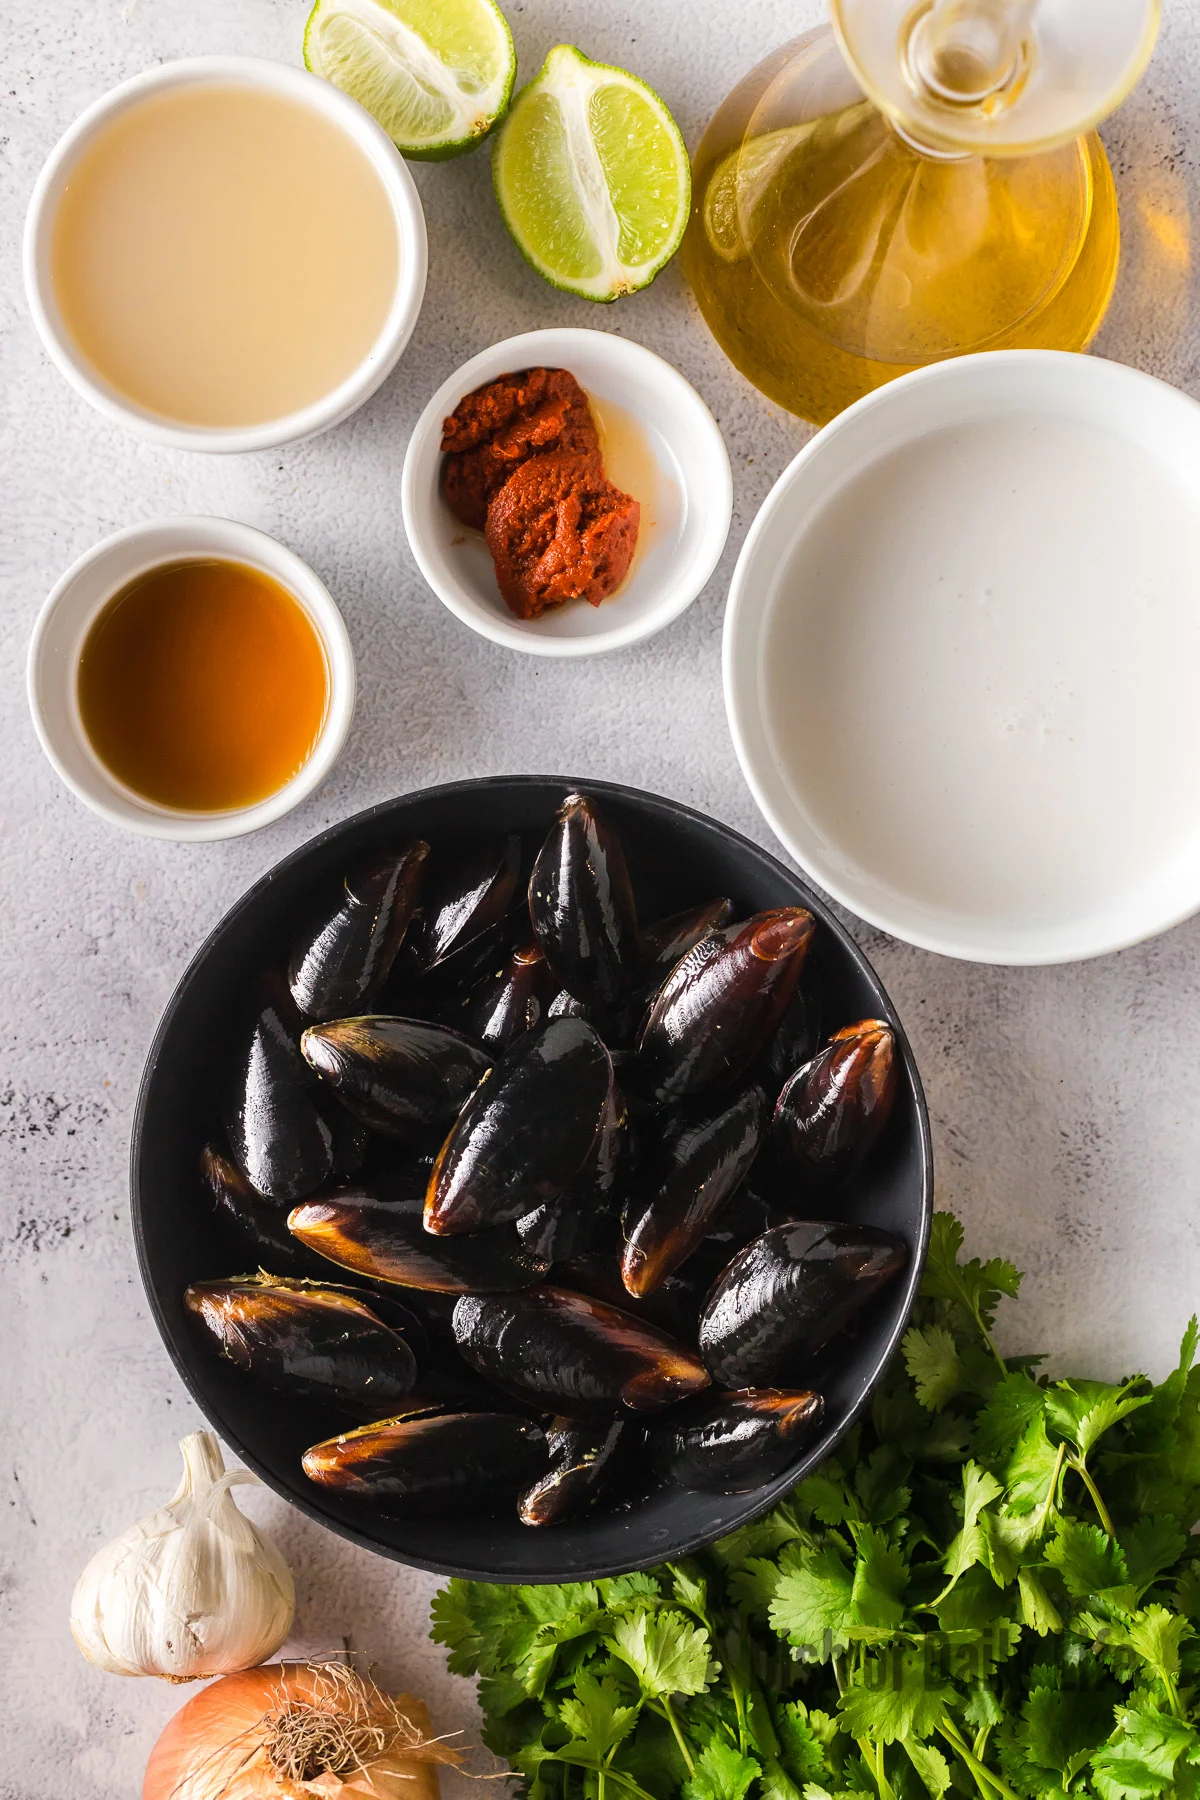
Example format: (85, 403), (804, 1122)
(401, 328), (732, 656)
(724, 350), (1200, 966)
(24, 58), (427, 453)
(27, 518), (356, 840)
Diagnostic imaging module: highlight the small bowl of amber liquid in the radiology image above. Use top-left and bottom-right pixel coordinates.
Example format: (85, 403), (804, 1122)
(27, 518), (355, 839)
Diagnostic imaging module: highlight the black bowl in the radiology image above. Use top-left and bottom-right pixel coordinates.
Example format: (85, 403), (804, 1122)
(132, 776), (932, 1581)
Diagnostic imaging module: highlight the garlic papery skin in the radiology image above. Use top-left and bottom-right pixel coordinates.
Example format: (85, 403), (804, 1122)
(69, 1430), (295, 1681)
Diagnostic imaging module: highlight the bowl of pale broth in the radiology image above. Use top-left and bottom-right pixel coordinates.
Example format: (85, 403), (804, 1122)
(724, 351), (1200, 965)
(24, 58), (426, 452)
(27, 518), (356, 839)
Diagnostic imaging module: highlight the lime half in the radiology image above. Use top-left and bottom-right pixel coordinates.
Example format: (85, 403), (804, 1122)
(304, 0), (516, 161)
(493, 44), (691, 301)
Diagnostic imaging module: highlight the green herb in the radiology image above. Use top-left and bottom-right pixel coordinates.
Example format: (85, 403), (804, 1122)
(431, 1211), (1200, 1799)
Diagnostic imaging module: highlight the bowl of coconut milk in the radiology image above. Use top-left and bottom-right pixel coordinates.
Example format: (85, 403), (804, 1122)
(724, 350), (1200, 964)
(24, 58), (427, 452)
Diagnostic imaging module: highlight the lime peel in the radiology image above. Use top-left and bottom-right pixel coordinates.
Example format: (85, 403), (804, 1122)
(493, 44), (691, 302)
(304, 0), (516, 161)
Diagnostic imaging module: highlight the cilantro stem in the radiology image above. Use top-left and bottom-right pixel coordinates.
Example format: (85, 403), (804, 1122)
(551, 1753), (658, 1800)
(938, 1717), (1020, 1800)
(655, 1695), (695, 1778)
(1066, 1452), (1116, 1538)
(1032, 1440), (1068, 1537)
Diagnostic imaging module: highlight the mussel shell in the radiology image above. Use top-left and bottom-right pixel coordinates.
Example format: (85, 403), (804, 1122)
(447, 941), (558, 1050)
(639, 899), (735, 989)
(633, 910), (815, 1106)
(301, 1015), (492, 1140)
(413, 837), (523, 975)
(529, 793), (640, 1009)
(302, 1408), (549, 1511)
(453, 1284), (711, 1419)
(184, 1274), (418, 1416)
(319, 1101), (370, 1178)
(549, 989), (592, 1020)
(288, 1192), (549, 1293)
(519, 1418), (628, 1527)
(655, 1389), (824, 1494)
(425, 1018), (613, 1236)
(223, 989), (333, 1202)
(517, 1081), (632, 1263)
(698, 1220), (908, 1387)
(201, 1143), (331, 1278)
(621, 1085), (768, 1297)
(772, 1020), (898, 1185)
(288, 842), (429, 1022)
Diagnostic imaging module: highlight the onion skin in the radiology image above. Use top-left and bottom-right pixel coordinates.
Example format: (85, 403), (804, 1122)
(142, 1665), (443, 1800)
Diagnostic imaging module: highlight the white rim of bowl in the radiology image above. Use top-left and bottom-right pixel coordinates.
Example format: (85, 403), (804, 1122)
(27, 517), (357, 841)
(723, 348), (1200, 966)
(23, 57), (428, 454)
(400, 327), (733, 657)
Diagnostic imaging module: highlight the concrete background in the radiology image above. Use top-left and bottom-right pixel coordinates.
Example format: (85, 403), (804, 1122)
(2, 0), (1198, 1793)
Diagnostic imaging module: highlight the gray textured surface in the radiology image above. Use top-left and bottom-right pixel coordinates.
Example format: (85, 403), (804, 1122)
(2, 0), (1199, 1794)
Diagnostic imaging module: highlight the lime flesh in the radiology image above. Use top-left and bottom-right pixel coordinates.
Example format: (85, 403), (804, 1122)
(493, 44), (691, 301)
(304, 0), (516, 160)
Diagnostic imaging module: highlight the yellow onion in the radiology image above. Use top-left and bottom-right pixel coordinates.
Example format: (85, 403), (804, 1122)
(142, 1663), (460, 1800)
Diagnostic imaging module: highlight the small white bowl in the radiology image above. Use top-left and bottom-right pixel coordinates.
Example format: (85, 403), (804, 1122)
(27, 518), (356, 840)
(24, 58), (427, 454)
(725, 350), (1200, 966)
(401, 328), (732, 656)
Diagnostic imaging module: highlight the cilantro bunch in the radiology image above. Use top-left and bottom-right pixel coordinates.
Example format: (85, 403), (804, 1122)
(431, 1213), (1200, 1800)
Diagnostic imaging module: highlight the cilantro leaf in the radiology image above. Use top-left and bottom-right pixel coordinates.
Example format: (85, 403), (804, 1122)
(1003, 1413), (1063, 1516)
(974, 1371), (1047, 1463)
(902, 1737), (951, 1796)
(1122, 1517), (1188, 1595)
(922, 1210), (1021, 1336)
(682, 1733), (760, 1800)
(557, 1671), (638, 1760)
(838, 1645), (954, 1742)
(1045, 1518), (1130, 1597)
(850, 1524), (909, 1626)
(1046, 1378), (1154, 1458)
(1018, 1567), (1064, 1636)
(1017, 1685), (1118, 1784)
(769, 1543), (855, 1651)
(775, 1700), (836, 1785)
(936, 1461), (1004, 1598)
(1091, 1706), (1199, 1799)
(606, 1607), (714, 1699)
(903, 1323), (966, 1412)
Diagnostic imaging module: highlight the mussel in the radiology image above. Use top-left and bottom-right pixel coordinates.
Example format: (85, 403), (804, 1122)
(449, 941), (557, 1050)
(519, 1418), (628, 1526)
(184, 1274), (418, 1415)
(411, 837), (522, 978)
(517, 1082), (631, 1262)
(201, 1143), (330, 1277)
(633, 910), (815, 1106)
(621, 1085), (767, 1297)
(300, 1016), (493, 1139)
(655, 1389), (824, 1493)
(288, 1192), (550, 1293)
(772, 1020), (898, 1184)
(288, 843), (429, 1022)
(453, 1285), (710, 1418)
(302, 1408), (548, 1511)
(319, 1101), (370, 1178)
(698, 1220), (908, 1387)
(223, 987), (332, 1202)
(425, 1018), (613, 1236)
(639, 899), (735, 989)
(529, 793), (640, 1010)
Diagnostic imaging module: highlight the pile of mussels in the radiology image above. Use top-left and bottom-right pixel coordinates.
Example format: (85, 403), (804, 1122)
(184, 793), (908, 1526)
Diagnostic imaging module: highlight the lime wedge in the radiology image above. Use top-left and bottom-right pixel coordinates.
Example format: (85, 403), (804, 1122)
(492, 44), (691, 301)
(304, 0), (516, 161)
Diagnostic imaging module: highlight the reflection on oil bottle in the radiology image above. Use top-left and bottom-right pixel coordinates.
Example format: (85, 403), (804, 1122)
(685, 1), (1160, 426)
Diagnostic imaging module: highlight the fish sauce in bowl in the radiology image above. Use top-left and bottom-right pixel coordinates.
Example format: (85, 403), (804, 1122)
(77, 559), (329, 813)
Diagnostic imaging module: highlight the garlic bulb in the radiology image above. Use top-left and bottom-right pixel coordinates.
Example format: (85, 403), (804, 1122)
(70, 1430), (295, 1680)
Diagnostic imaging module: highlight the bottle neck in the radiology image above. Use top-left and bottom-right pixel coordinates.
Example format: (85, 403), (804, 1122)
(905, 0), (1034, 108)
